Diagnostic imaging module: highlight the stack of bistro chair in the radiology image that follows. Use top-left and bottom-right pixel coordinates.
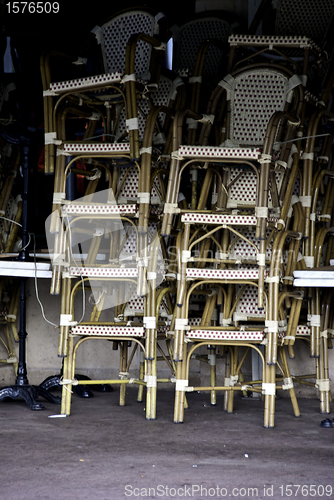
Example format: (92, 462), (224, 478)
(229, 0), (334, 413)
(289, 89), (334, 415)
(232, 0), (334, 416)
(160, 61), (306, 428)
(41, 9), (190, 418)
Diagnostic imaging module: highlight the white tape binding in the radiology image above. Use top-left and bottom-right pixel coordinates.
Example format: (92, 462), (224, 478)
(257, 253), (266, 266)
(218, 74), (234, 100)
(181, 250), (191, 263)
(303, 256), (314, 268)
(189, 76), (202, 84)
(316, 379), (330, 391)
(126, 117), (139, 131)
(175, 379), (189, 391)
(299, 195), (312, 208)
(186, 118), (198, 129)
(60, 314), (77, 327)
(145, 375), (157, 388)
(144, 316), (156, 329)
(45, 132), (62, 145)
(137, 192), (150, 204)
(265, 320), (279, 333)
(302, 152), (314, 161)
(262, 382), (276, 395)
(208, 354), (216, 366)
(265, 276), (280, 283)
(221, 316), (232, 326)
(198, 114), (215, 124)
(307, 314), (321, 327)
(175, 318), (189, 331)
(140, 147), (152, 155)
(163, 202), (180, 214)
(147, 272), (157, 281)
(282, 377), (294, 390)
(121, 73), (136, 83)
(258, 153), (272, 164)
(230, 375), (239, 386)
(91, 25), (103, 44)
(255, 206), (269, 218)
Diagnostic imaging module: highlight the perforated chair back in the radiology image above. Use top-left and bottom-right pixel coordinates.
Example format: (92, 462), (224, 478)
(97, 10), (161, 77)
(225, 68), (291, 146)
(172, 16), (232, 78)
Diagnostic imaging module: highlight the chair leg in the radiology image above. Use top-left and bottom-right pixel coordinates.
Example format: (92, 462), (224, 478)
(137, 349), (145, 403)
(209, 347), (217, 405)
(61, 336), (74, 416)
(119, 342), (128, 406)
(145, 352), (157, 420)
(173, 344), (188, 423)
(279, 346), (300, 418)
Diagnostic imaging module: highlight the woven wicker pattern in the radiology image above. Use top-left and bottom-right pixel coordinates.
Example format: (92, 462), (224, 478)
(174, 17), (231, 77)
(101, 11), (155, 76)
(230, 69), (287, 145)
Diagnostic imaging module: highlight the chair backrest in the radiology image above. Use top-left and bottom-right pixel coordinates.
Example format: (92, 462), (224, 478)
(172, 15), (233, 78)
(225, 67), (294, 146)
(98, 10), (162, 76)
(274, 0), (334, 46)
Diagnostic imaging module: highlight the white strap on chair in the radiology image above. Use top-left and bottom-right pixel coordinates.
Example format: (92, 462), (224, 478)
(262, 382), (276, 395)
(189, 76), (202, 84)
(91, 25), (103, 44)
(307, 314), (321, 327)
(171, 77), (185, 100)
(218, 74), (234, 100)
(163, 202), (180, 214)
(175, 318), (190, 331)
(282, 377), (294, 390)
(144, 316), (156, 329)
(137, 192), (150, 204)
(145, 375), (157, 387)
(287, 75), (302, 102)
(265, 320), (279, 333)
(59, 314), (77, 327)
(126, 117), (139, 131)
(299, 195), (312, 208)
(316, 379), (330, 391)
(255, 207), (268, 218)
(45, 132), (62, 145)
(303, 256), (314, 268)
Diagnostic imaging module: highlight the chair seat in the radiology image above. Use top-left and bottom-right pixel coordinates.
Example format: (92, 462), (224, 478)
(178, 145), (261, 160)
(186, 268), (259, 280)
(229, 34), (321, 52)
(69, 266), (138, 278)
(59, 142), (131, 156)
(181, 212), (257, 225)
(45, 72), (124, 95)
(62, 203), (138, 216)
(71, 324), (145, 337)
(186, 328), (264, 341)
